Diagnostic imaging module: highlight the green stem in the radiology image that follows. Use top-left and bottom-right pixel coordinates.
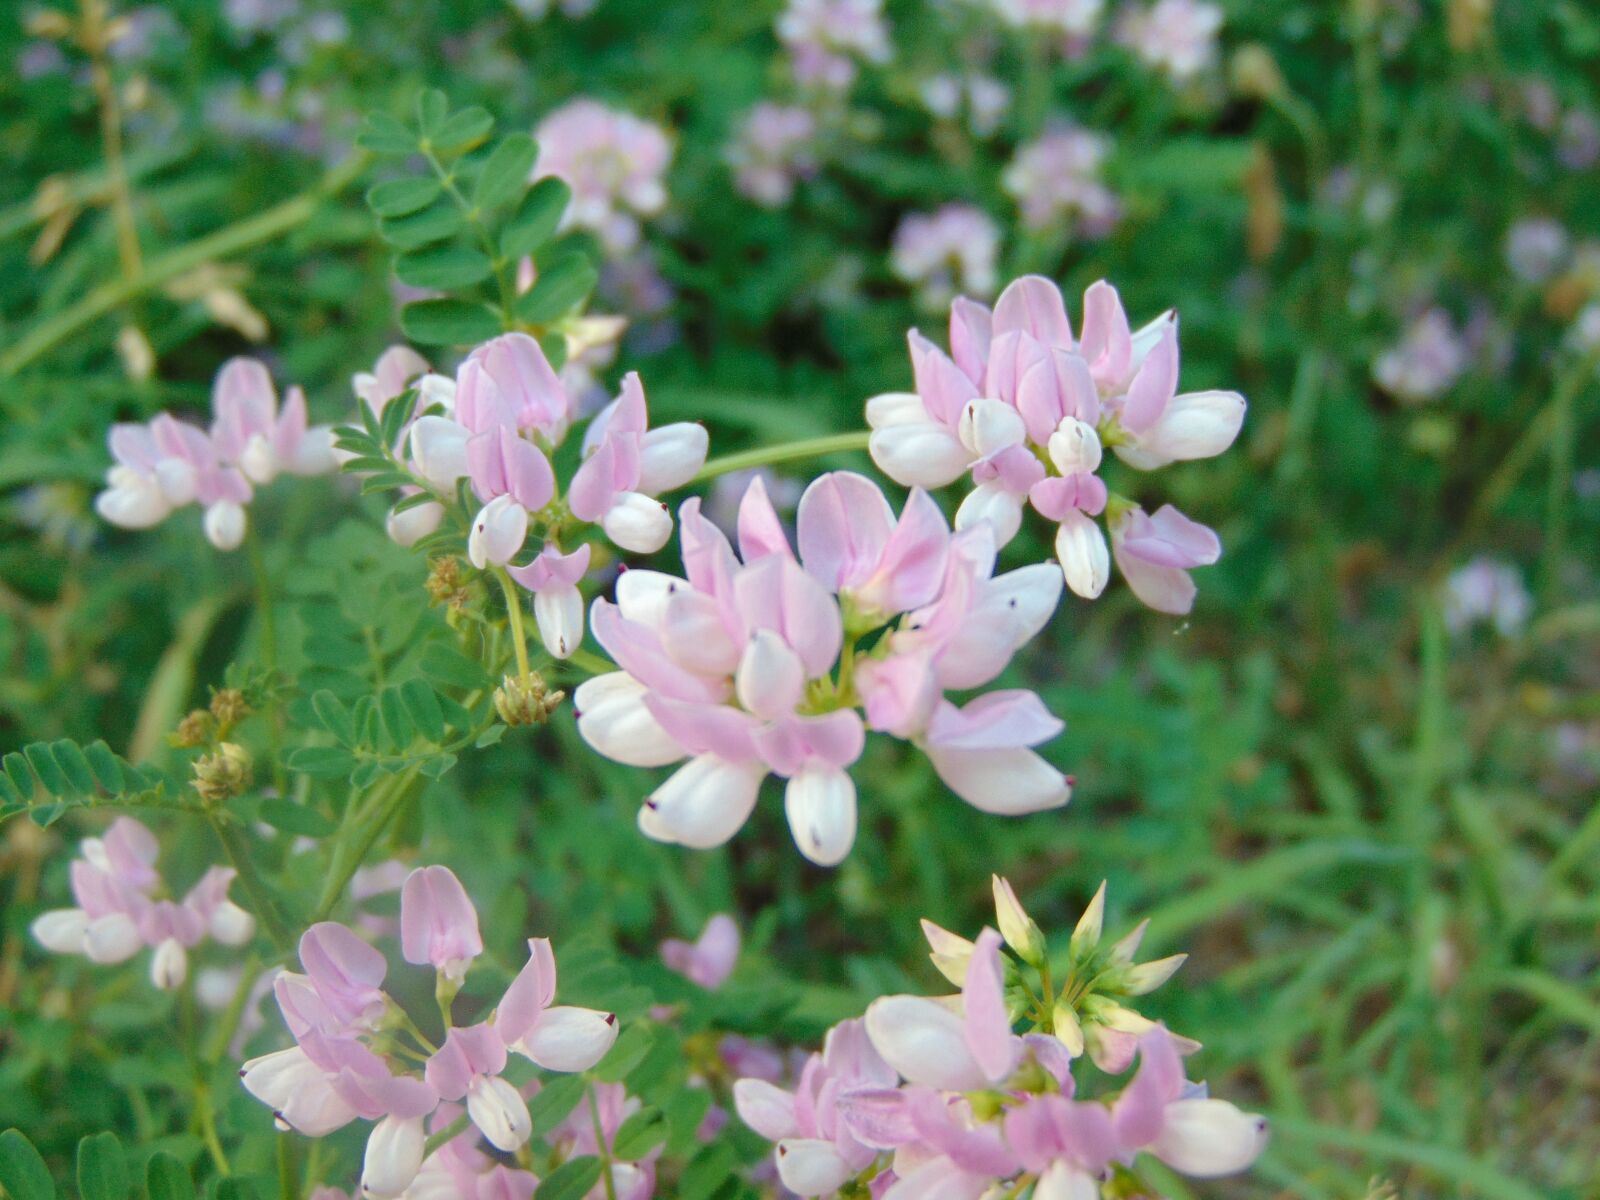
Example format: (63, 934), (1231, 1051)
(423, 1113), (471, 1156)
(494, 568), (532, 684)
(245, 525), (289, 799)
(588, 1082), (620, 1200)
(313, 768), (423, 921)
(692, 431), (872, 484)
(0, 151), (371, 376)
(209, 812), (295, 951)
(422, 148), (517, 326)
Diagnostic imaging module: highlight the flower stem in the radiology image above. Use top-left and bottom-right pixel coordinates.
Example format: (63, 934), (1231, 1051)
(495, 568), (532, 684)
(691, 430), (872, 484)
(588, 1082), (620, 1200)
(313, 767), (423, 922)
(208, 812), (295, 951)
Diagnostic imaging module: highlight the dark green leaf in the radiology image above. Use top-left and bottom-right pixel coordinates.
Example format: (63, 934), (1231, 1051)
(515, 252), (597, 324)
(0, 1129), (54, 1200)
(379, 688), (416, 748)
(286, 746), (356, 779)
(76, 1132), (129, 1200)
(379, 202), (467, 251)
(500, 176), (570, 259)
(144, 1153), (196, 1200)
(534, 1158), (601, 1200)
(24, 744), (70, 798)
(527, 1074), (587, 1137)
(678, 1143), (738, 1200)
(367, 177), (443, 218)
(430, 107), (494, 156)
(379, 388), (419, 449)
(400, 299), (503, 346)
(257, 798), (337, 838)
(357, 112), (416, 156)
(612, 1108), (668, 1161)
(310, 691), (357, 746)
(472, 134), (538, 211)
(399, 680), (446, 742)
(390, 490), (440, 516)
(2, 753), (34, 800)
(415, 90), (449, 137)
(394, 246), (493, 290)
(83, 741), (126, 792)
(420, 643), (491, 689)
(51, 740), (98, 796)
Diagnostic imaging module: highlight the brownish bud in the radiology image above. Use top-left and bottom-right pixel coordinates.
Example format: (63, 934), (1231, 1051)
(493, 673), (565, 727)
(193, 743), (252, 804)
(209, 688), (251, 730)
(172, 709), (216, 749)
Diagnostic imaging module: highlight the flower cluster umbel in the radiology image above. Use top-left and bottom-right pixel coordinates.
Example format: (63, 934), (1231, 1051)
(733, 877), (1268, 1197)
(240, 865), (619, 1198)
(31, 816), (255, 990)
(576, 469), (1071, 865)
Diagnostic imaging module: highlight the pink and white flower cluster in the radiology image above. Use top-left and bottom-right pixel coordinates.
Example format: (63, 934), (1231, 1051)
(776, 0), (892, 90)
(727, 103), (819, 208)
(918, 73), (1012, 139)
(32, 817), (255, 990)
(891, 204), (1002, 311)
(96, 357), (337, 550)
(734, 906), (1268, 1197)
(1003, 126), (1120, 237)
(240, 865), (619, 1198)
(533, 99), (673, 255)
(350, 335), (707, 659)
(1117, 0), (1225, 83)
(867, 275), (1246, 614)
(575, 470), (1071, 866)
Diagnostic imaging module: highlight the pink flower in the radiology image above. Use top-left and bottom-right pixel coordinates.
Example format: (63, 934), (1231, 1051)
(535, 100), (673, 255)
(456, 333), (574, 442)
(868, 275), (1242, 614)
(495, 937), (620, 1072)
(400, 866), (484, 983)
(891, 205), (1002, 311)
(727, 103), (818, 208)
(661, 913), (741, 989)
(508, 543), (593, 658)
(1108, 504), (1221, 616)
(777, 0), (891, 90)
(210, 356), (337, 485)
(425, 1023), (529, 1152)
(1118, 0), (1224, 83)
(550, 1082), (659, 1200)
(1003, 128), (1119, 235)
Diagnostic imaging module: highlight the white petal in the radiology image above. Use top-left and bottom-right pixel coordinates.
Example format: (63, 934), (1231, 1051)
(533, 586), (585, 659)
(467, 495), (527, 569)
(1054, 510), (1108, 599)
(1033, 1161), (1101, 1200)
(1047, 417), (1103, 475)
(362, 1115), (426, 1199)
(31, 908), (88, 954)
(516, 1006), (619, 1072)
(958, 397), (1027, 457)
(1116, 389), (1246, 471)
(775, 1138), (856, 1197)
(386, 501), (443, 548)
(863, 995), (987, 1091)
(83, 913), (143, 963)
(783, 768), (857, 867)
(642, 754), (765, 849)
(467, 1075), (532, 1153)
(1150, 1099), (1269, 1178)
(150, 938), (188, 990)
(638, 423), (709, 494)
(203, 500), (247, 551)
(735, 631), (806, 721)
(209, 900), (256, 946)
(955, 484), (1024, 548)
(925, 746), (1072, 815)
(868, 425), (973, 489)
(603, 492), (673, 554)
(732, 1079), (800, 1141)
(407, 415), (470, 489)
(573, 673), (686, 767)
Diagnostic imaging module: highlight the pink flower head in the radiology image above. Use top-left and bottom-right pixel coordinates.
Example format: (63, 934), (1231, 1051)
(425, 1022), (529, 1152)
(455, 332), (573, 440)
(661, 913), (741, 989)
(296, 921), (389, 1030)
(776, 0), (891, 91)
(569, 372), (707, 554)
(868, 274), (1242, 612)
(733, 1018), (896, 1196)
(535, 100), (673, 255)
(1118, 0), (1224, 83)
(1109, 504), (1221, 616)
(495, 937), (620, 1073)
(399, 866), (484, 983)
(508, 542), (594, 659)
(796, 471), (951, 620)
(551, 1082), (660, 1200)
(891, 205), (1002, 311)
(352, 344), (430, 421)
(466, 425), (556, 510)
(727, 103), (818, 208)
(1004, 128), (1119, 235)
(210, 356), (337, 484)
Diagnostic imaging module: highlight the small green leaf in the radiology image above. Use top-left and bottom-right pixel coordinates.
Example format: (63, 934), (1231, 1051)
(400, 299), (504, 346)
(394, 246), (494, 291)
(28, 802), (65, 828)
(83, 741), (126, 792)
(76, 1132), (129, 1200)
(379, 388), (419, 449)
(257, 798), (337, 839)
(357, 112), (416, 156)
(472, 134), (538, 211)
(3, 753), (34, 800)
(415, 89), (449, 137)
(24, 744), (70, 798)
(534, 1158), (601, 1200)
(474, 724), (506, 748)
(286, 746), (356, 779)
(417, 753), (457, 779)
(515, 252), (597, 324)
(379, 688), (416, 748)
(310, 691), (358, 746)
(391, 490), (440, 516)
(500, 176), (570, 259)
(420, 643), (491, 689)
(612, 1107), (668, 1161)
(367, 177), (443, 217)
(144, 1152), (196, 1200)
(399, 680), (446, 742)
(379, 202), (467, 252)
(431, 107), (494, 156)
(51, 740), (98, 796)
(0, 1129), (54, 1200)
(527, 1074), (587, 1137)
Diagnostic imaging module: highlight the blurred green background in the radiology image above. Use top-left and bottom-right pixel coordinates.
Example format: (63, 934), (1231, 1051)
(1, 0), (1598, 1197)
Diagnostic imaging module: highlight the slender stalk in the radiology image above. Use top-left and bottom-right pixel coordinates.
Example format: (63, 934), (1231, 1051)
(195, 1079), (233, 1178)
(209, 812), (295, 951)
(313, 767), (423, 922)
(0, 151), (371, 376)
(692, 431), (871, 484)
(588, 1082), (620, 1200)
(495, 568), (532, 684)
(81, 0), (142, 280)
(245, 525), (289, 798)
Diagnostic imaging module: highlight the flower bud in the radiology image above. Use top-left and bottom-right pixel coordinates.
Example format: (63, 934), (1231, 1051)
(602, 492), (673, 554)
(193, 743), (252, 804)
(1070, 881), (1107, 958)
(362, 1115), (426, 1199)
(203, 500), (247, 551)
(150, 937), (188, 990)
(467, 495), (528, 569)
(493, 672), (564, 727)
(783, 768), (857, 867)
(1047, 417), (1103, 475)
(210, 688), (251, 728)
(1123, 953), (1187, 995)
(1052, 1000), (1085, 1057)
(466, 1075), (532, 1153)
(991, 876), (1047, 967)
(1054, 510), (1109, 599)
(919, 918), (975, 986)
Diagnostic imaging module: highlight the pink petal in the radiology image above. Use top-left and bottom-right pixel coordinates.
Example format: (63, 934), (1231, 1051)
(962, 928), (1017, 1083)
(795, 472), (895, 592)
(737, 474), (797, 563)
(924, 690), (1064, 750)
(909, 331), (979, 428)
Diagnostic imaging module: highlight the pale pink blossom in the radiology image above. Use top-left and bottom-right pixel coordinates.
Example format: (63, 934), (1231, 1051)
(1003, 128), (1119, 235)
(534, 100), (673, 254)
(1373, 308), (1467, 404)
(989, 0), (1104, 36)
(891, 205), (1002, 311)
(777, 0), (891, 90)
(728, 103), (819, 207)
(661, 913), (741, 989)
(1118, 0), (1224, 82)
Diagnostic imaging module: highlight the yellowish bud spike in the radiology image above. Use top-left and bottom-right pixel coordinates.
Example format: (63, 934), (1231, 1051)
(1070, 880), (1107, 956)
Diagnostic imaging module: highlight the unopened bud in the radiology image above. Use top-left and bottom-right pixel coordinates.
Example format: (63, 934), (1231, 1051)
(1123, 953), (1187, 996)
(209, 688), (251, 730)
(1052, 1001), (1085, 1057)
(193, 742), (252, 803)
(172, 709), (215, 749)
(493, 673), (564, 727)
(920, 918), (975, 987)
(116, 326), (156, 383)
(992, 875), (1047, 968)
(426, 557), (470, 609)
(1070, 881), (1107, 959)
(1107, 918), (1148, 966)
(1230, 45), (1284, 101)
